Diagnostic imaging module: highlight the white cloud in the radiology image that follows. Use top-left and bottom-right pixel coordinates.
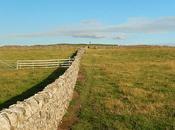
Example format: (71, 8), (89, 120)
(106, 17), (175, 33)
(112, 33), (127, 40)
(71, 33), (105, 39)
(1, 16), (175, 40)
(80, 19), (102, 27)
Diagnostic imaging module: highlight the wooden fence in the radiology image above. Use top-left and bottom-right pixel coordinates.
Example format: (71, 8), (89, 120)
(16, 58), (74, 70)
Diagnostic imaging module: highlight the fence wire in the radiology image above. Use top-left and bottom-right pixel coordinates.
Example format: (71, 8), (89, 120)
(0, 60), (16, 70)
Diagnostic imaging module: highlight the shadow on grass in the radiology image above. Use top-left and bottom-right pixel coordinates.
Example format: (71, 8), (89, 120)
(0, 67), (67, 110)
(0, 51), (78, 110)
(70, 50), (78, 58)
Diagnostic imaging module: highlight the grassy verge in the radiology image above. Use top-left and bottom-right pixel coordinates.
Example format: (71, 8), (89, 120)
(59, 46), (175, 130)
(0, 45), (78, 107)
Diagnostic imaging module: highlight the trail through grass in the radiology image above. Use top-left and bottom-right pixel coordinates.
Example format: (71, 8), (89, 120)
(59, 46), (175, 130)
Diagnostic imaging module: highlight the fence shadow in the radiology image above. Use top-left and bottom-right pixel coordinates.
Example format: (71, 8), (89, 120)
(0, 67), (67, 110)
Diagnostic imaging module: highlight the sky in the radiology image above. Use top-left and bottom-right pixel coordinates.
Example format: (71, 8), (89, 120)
(0, 0), (175, 45)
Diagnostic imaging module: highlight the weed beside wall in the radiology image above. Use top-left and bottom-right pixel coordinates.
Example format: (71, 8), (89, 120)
(0, 47), (86, 130)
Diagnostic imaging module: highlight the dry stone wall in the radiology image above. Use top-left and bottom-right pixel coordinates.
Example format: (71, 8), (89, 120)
(0, 47), (86, 130)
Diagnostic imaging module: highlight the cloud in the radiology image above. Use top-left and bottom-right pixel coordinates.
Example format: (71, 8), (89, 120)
(81, 19), (102, 26)
(112, 34), (127, 40)
(1, 16), (175, 40)
(71, 33), (105, 39)
(106, 17), (175, 33)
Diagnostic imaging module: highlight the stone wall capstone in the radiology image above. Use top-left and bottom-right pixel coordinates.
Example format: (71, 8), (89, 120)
(0, 47), (86, 130)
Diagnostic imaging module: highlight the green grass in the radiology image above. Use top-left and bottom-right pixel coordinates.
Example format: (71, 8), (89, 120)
(61, 46), (175, 130)
(1, 45), (175, 129)
(0, 45), (78, 107)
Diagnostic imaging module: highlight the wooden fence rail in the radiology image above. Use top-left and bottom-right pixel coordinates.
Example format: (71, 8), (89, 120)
(16, 58), (74, 70)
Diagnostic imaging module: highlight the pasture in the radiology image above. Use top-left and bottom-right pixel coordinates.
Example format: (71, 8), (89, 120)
(0, 45), (78, 108)
(59, 46), (175, 130)
(1, 45), (175, 129)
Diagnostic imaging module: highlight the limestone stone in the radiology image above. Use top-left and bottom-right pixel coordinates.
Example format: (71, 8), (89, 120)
(0, 114), (11, 130)
(0, 47), (86, 130)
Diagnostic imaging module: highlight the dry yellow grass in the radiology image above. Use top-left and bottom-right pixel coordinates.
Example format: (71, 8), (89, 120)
(62, 46), (175, 130)
(0, 45), (79, 106)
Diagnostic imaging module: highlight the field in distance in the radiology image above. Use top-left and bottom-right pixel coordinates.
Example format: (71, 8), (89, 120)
(0, 45), (79, 108)
(59, 46), (175, 130)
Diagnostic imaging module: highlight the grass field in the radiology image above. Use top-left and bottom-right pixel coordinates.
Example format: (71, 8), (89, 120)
(1, 45), (175, 129)
(0, 45), (78, 108)
(58, 46), (175, 130)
